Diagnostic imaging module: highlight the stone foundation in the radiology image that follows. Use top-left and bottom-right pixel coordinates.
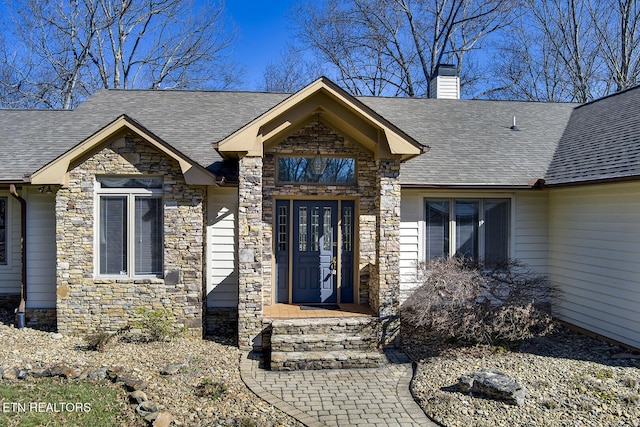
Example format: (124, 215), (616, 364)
(0, 294), (20, 310)
(205, 307), (238, 339)
(25, 308), (57, 329)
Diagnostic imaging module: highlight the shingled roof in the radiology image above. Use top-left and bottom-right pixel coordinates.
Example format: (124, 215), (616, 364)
(1, 84), (636, 187)
(545, 85), (640, 185)
(0, 90), (288, 182)
(362, 97), (575, 187)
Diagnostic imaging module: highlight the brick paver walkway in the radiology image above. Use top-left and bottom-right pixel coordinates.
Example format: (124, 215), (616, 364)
(240, 349), (438, 427)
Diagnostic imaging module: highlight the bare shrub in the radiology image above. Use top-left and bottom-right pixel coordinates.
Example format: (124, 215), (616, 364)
(401, 258), (555, 345)
(84, 330), (116, 351)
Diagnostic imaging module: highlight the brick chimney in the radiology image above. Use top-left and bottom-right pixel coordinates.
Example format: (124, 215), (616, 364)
(429, 64), (460, 99)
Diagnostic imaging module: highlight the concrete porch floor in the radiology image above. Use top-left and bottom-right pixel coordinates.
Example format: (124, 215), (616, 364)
(264, 303), (375, 319)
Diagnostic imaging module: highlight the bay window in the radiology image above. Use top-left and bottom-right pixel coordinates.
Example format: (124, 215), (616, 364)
(97, 177), (163, 277)
(425, 198), (510, 264)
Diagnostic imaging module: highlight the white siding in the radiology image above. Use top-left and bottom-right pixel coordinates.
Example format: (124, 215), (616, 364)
(514, 191), (549, 274)
(25, 189), (57, 308)
(399, 189), (549, 302)
(549, 181), (640, 349)
(0, 191), (21, 295)
(399, 193), (422, 302)
(206, 187), (238, 308)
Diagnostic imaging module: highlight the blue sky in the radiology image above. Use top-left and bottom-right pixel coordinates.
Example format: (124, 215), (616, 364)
(225, 1), (299, 90)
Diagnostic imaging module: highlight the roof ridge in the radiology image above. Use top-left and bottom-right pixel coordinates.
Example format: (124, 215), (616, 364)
(574, 84), (640, 110)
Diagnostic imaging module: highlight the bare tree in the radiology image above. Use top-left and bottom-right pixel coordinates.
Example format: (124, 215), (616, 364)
(261, 45), (324, 93)
(290, 0), (514, 97)
(490, 0), (640, 102)
(0, 0), (239, 109)
(591, 0), (640, 92)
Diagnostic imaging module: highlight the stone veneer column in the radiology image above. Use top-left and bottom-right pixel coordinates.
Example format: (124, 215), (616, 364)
(237, 156), (264, 350)
(375, 159), (402, 346)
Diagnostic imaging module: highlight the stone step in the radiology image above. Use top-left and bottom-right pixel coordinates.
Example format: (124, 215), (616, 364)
(270, 350), (382, 371)
(270, 333), (378, 352)
(270, 317), (379, 336)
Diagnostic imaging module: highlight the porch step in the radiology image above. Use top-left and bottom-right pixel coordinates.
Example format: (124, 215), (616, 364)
(270, 350), (382, 371)
(270, 317), (379, 335)
(270, 333), (377, 352)
(266, 316), (382, 371)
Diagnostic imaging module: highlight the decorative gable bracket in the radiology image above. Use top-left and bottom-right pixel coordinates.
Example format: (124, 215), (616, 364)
(214, 77), (428, 161)
(30, 115), (218, 186)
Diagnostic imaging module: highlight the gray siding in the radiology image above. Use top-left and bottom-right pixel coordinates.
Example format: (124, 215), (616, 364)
(549, 182), (640, 348)
(25, 189), (57, 308)
(0, 192), (21, 295)
(206, 187), (238, 308)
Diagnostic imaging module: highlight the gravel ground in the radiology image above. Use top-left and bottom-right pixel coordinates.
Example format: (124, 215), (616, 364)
(403, 325), (640, 427)
(4, 309), (640, 427)
(0, 311), (302, 427)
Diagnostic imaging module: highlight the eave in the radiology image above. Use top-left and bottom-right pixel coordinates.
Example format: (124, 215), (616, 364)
(215, 77), (427, 161)
(30, 115), (218, 186)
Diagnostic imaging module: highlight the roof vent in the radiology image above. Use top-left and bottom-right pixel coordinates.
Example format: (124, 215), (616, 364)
(429, 64), (460, 99)
(510, 115), (520, 131)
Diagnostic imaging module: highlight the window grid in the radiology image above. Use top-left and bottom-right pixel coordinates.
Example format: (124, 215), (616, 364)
(343, 207), (352, 252)
(278, 206), (287, 252)
(311, 207), (320, 251)
(323, 207), (332, 251)
(298, 207), (307, 252)
(96, 178), (163, 277)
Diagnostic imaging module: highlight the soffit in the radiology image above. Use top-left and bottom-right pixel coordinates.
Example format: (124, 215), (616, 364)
(30, 115), (218, 186)
(215, 77), (425, 161)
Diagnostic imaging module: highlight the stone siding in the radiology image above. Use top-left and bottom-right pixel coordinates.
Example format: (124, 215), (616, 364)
(55, 134), (205, 336)
(375, 159), (402, 346)
(262, 121), (377, 307)
(236, 118), (403, 350)
(25, 308), (57, 329)
(237, 156), (264, 350)
(205, 307), (238, 341)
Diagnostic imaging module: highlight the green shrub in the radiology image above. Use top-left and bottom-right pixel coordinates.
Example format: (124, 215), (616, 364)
(194, 379), (227, 400)
(133, 308), (181, 342)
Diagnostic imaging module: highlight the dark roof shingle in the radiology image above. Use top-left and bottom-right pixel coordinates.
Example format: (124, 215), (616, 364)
(6, 84), (638, 188)
(545, 86), (640, 185)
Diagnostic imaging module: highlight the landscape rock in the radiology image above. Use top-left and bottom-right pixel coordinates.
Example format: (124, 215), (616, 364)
(46, 364), (67, 377)
(160, 362), (185, 375)
(129, 390), (148, 404)
(124, 378), (148, 391)
(106, 366), (125, 381)
(137, 401), (160, 421)
(153, 411), (174, 427)
(2, 366), (18, 380)
(62, 367), (82, 379)
(87, 367), (107, 380)
(29, 368), (47, 378)
(459, 368), (526, 406)
(17, 369), (28, 380)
